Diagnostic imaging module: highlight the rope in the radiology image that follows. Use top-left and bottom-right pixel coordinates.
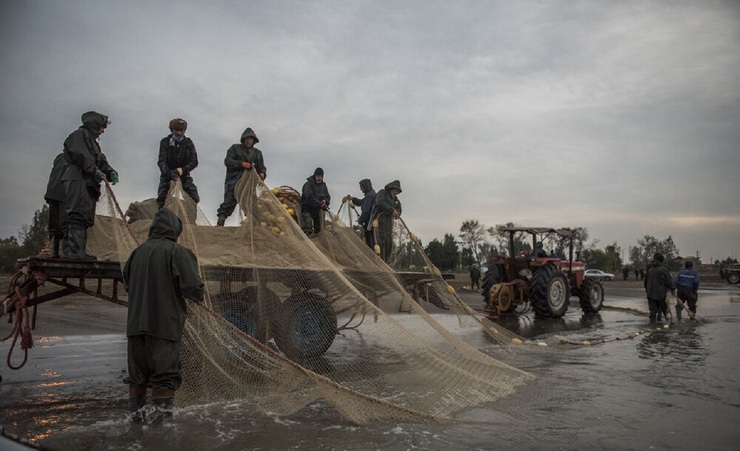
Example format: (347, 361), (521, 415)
(2, 286), (33, 370)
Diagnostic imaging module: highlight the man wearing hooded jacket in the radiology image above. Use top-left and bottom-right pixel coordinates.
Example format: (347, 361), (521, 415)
(343, 179), (376, 248)
(644, 252), (676, 323)
(216, 127), (266, 226)
(123, 207), (204, 424)
(301, 167), (331, 236)
(372, 180), (402, 263)
(61, 111), (118, 259)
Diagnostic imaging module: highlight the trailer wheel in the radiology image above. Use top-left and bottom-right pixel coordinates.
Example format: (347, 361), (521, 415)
(218, 287), (281, 343)
(578, 278), (604, 313)
(728, 272), (740, 284)
(529, 264), (570, 318)
(275, 291), (337, 360)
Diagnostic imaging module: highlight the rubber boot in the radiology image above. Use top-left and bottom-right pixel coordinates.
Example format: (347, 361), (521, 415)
(217, 215), (226, 227)
(50, 236), (60, 258)
(60, 237), (69, 259)
(129, 386), (147, 424)
(149, 397), (175, 426)
(675, 305), (682, 321)
(67, 225), (96, 260)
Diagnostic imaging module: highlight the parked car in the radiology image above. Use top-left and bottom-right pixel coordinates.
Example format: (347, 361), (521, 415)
(584, 269), (614, 281)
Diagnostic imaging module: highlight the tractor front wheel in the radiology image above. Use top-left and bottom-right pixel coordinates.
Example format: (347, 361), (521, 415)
(578, 278), (604, 313)
(529, 264), (570, 318)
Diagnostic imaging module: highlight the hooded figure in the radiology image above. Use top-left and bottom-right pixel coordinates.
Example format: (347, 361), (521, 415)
(345, 178), (376, 247)
(371, 180), (402, 262)
(217, 127), (266, 225)
(301, 167), (331, 236)
(61, 111), (118, 259)
(643, 253), (676, 323)
(44, 153), (69, 257)
(123, 207), (204, 424)
(156, 118), (200, 208)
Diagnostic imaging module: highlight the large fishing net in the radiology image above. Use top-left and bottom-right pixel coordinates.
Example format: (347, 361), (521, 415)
(88, 170), (534, 424)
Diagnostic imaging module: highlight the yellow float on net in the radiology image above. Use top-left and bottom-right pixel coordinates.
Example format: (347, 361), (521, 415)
(271, 226), (281, 234)
(446, 284), (455, 294)
(287, 208), (295, 215)
(511, 338), (523, 345)
(372, 219), (378, 228)
(374, 244), (381, 255)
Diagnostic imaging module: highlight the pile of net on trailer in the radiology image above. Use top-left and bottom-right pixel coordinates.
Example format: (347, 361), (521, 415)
(89, 170), (534, 424)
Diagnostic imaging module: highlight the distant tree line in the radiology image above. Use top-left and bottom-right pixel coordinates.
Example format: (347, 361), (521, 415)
(0, 205), (49, 273)
(423, 219), (735, 273)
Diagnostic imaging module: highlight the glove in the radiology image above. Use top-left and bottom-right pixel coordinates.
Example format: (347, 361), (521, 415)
(342, 195), (352, 202)
(258, 172), (266, 180)
(176, 168), (183, 176)
(93, 169), (105, 183)
(110, 170), (119, 185)
(321, 199), (328, 211)
(170, 170), (179, 181)
(242, 162), (252, 169)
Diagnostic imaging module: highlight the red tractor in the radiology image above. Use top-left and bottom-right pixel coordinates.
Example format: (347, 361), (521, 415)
(482, 227), (604, 319)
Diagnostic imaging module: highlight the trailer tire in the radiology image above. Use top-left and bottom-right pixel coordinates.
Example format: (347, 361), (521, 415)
(275, 291), (337, 360)
(578, 278), (604, 313)
(728, 272), (740, 284)
(218, 287), (281, 343)
(529, 264), (570, 318)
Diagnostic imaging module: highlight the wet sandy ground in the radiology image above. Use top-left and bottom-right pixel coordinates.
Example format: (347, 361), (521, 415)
(1, 280), (739, 450)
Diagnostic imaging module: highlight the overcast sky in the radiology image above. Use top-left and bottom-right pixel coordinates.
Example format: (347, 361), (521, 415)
(1, 1), (739, 263)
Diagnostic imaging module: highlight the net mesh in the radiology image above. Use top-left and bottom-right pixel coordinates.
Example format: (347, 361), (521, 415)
(89, 171), (534, 424)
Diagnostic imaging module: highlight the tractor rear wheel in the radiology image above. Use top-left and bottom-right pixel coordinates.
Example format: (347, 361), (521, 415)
(529, 264), (570, 318)
(578, 278), (604, 313)
(728, 272), (740, 284)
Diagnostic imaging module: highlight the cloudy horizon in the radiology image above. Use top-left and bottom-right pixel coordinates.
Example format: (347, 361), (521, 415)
(1, 1), (739, 263)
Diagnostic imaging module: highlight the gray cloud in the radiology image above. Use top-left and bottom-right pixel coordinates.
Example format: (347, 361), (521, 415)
(1, 0), (739, 262)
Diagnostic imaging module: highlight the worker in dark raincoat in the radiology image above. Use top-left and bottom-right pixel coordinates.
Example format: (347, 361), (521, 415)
(371, 180), (402, 263)
(343, 178), (376, 248)
(216, 127), (266, 226)
(643, 253), (676, 323)
(61, 111), (118, 259)
(44, 153), (69, 258)
(301, 167), (331, 236)
(123, 207), (204, 425)
(156, 118), (200, 208)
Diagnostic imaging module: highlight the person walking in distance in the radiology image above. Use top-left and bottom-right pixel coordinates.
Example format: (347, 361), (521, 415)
(674, 260), (700, 320)
(643, 253), (676, 324)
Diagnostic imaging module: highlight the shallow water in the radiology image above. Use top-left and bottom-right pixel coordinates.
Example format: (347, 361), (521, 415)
(2, 284), (739, 450)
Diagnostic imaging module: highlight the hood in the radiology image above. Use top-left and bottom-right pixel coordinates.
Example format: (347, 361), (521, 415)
(81, 111), (109, 133)
(148, 207), (182, 241)
(359, 179), (373, 193)
(384, 180), (402, 193)
(240, 127), (260, 144)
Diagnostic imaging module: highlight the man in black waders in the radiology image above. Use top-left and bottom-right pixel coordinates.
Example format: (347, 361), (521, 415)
(156, 118), (200, 209)
(371, 180), (402, 263)
(61, 111), (119, 260)
(44, 153), (69, 257)
(644, 253), (676, 324)
(123, 208), (204, 425)
(216, 127), (266, 226)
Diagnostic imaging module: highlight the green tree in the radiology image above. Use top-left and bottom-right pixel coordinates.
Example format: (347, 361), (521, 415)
(631, 235), (681, 271)
(459, 220), (487, 265)
(425, 233), (459, 272)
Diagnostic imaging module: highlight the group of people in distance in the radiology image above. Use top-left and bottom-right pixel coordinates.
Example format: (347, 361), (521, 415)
(44, 111), (405, 425)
